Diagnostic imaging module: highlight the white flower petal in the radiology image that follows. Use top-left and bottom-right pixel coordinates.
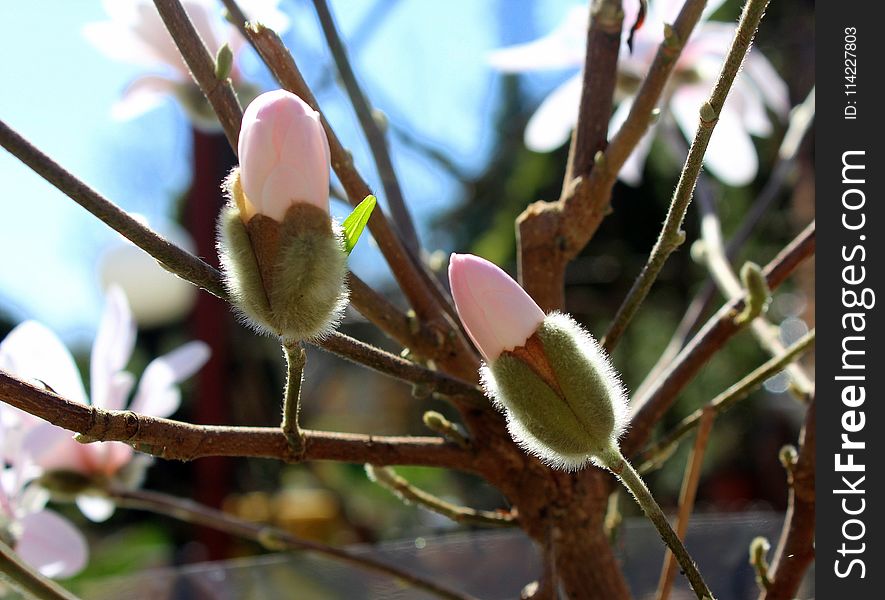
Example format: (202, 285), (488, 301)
(90, 286), (136, 410)
(609, 96), (656, 185)
(130, 341), (210, 417)
(15, 510), (88, 578)
(111, 75), (179, 120)
(744, 50), (791, 117)
(82, 21), (174, 69)
(0, 322), (87, 406)
(76, 494), (117, 523)
(731, 78), (772, 137)
(238, 0), (290, 34)
(651, 0), (728, 23)
(488, 5), (587, 72)
(524, 74), (583, 152)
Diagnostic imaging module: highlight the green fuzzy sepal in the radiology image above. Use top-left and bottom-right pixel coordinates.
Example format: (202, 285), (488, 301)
(217, 204), (349, 341)
(483, 312), (628, 470)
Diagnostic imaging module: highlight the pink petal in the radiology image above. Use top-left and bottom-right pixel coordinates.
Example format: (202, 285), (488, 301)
(238, 91), (331, 219)
(130, 341), (210, 418)
(525, 74), (582, 152)
(90, 286), (136, 410)
(449, 254), (545, 362)
(487, 5), (587, 72)
(0, 321), (87, 406)
(16, 510), (88, 579)
(24, 424), (92, 475)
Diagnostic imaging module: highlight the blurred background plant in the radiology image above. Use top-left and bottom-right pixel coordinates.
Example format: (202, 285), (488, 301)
(0, 0), (814, 596)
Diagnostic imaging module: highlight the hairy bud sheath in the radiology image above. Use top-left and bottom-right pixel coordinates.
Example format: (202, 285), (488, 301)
(449, 254), (627, 469)
(218, 90), (348, 341)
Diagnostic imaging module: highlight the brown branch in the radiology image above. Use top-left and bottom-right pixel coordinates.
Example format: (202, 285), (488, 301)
(152, 0), (243, 149)
(639, 329), (815, 469)
(0, 372), (476, 471)
(656, 407), (715, 600)
(622, 222), (815, 456)
(310, 0), (421, 254)
(366, 465), (516, 528)
(0, 119), (226, 299)
(761, 397), (815, 600)
(108, 487), (477, 600)
(347, 273), (445, 360)
(315, 331), (487, 407)
(601, 0), (707, 181)
(517, 0), (708, 310)
(562, 0), (623, 187)
(697, 188), (814, 399)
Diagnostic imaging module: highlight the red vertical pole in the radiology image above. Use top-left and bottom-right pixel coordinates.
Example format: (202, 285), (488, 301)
(185, 128), (235, 560)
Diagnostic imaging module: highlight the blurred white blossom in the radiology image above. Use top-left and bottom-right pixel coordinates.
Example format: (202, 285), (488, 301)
(0, 286), (209, 522)
(488, 0), (789, 186)
(0, 408), (88, 579)
(84, 0), (289, 128)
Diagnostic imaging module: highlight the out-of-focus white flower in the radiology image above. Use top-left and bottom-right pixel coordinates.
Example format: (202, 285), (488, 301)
(99, 215), (198, 328)
(0, 408), (88, 579)
(0, 286), (210, 522)
(488, 0), (789, 186)
(84, 0), (289, 128)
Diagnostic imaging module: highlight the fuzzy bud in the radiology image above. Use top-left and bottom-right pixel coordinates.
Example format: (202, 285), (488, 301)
(217, 90), (348, 341)
(449, 254), (628, 470)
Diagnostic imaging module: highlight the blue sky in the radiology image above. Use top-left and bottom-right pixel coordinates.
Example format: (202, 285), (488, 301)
(0, 0), (576, 348)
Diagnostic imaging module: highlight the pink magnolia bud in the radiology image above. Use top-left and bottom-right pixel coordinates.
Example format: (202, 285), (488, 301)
(237, 90), (331, 222)
(448, 253), (545, 361)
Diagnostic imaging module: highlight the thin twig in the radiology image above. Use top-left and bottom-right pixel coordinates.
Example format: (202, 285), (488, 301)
(315, 331), (486, 407)
(152, 0), (243, 149)
(761, 397), (815, 600)
(601, 447), (713, 600)
(602, 0), (774, 352)
(655, 407), (715, 600)
(0, 119), (226, 298)
(600, 0), (708, 181)
(634, 88), (816, 400)
(623, 222), (815, 456)
(697, 189), (814, 399)
(311, 0), (421, 254)
(0, 540), (81, 600)
(561, 0), (623, 188)
(366, 465), (516, 528)
(106, 487), (476, 600)
(0, 372), (476, 470)
(639, 329), (815, 469)
(347, 273), (446, 360)
(280, 341), (306, 454)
